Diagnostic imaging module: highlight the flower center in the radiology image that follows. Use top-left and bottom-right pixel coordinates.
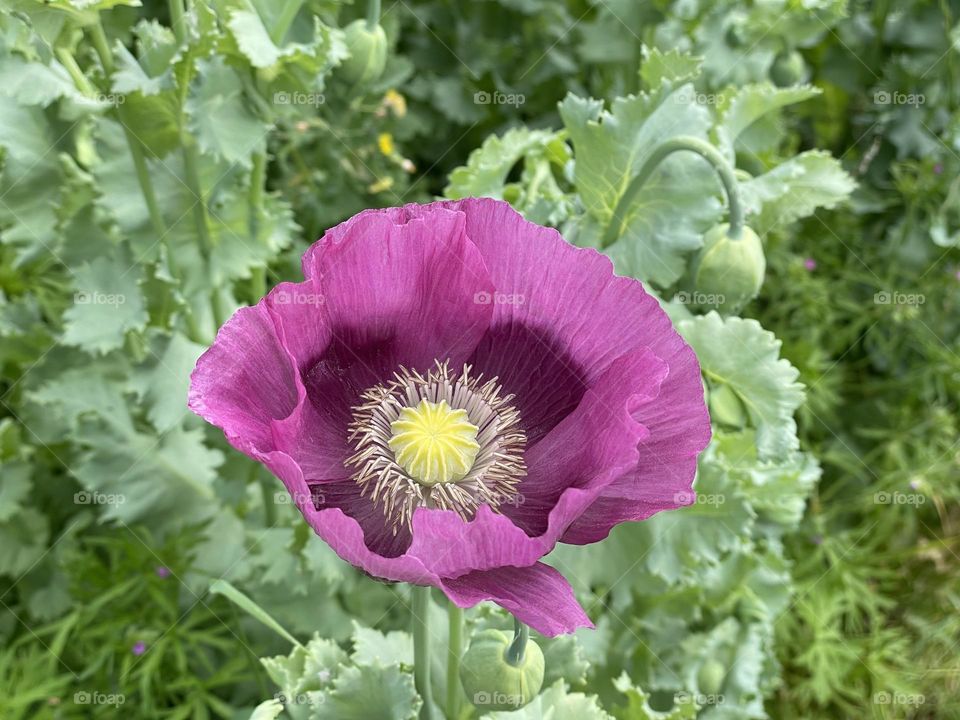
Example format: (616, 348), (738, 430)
(388, 399), (481, 485)
(346, 362), (526, 531)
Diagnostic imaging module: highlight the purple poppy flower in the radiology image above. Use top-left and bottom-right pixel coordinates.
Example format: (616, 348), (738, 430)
(189, 199), (710, 636)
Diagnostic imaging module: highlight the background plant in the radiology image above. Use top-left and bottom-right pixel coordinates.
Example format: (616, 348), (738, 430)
(0, 0), (956, 718)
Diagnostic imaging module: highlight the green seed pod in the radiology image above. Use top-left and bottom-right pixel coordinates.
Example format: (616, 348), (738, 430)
(698, 659), (726, 695)
(708, 383), (748, 430)
(460, 629), (544, 712)
(341, 19), (388, 85)
(690, 223), (765, 313)
(770, 50), (806, 87)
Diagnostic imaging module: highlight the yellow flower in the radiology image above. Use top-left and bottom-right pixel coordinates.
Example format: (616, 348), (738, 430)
(383, 88), (407, 117)
(378, 132), (395, 156)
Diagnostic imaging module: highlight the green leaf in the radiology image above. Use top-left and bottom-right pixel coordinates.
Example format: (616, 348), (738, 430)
(0, 463), (31, 523)
(249, 699), (284, 720)
(130, 331), (205, 432)
(185, 57), (268, 169)
(351, 623), (413, 668)
(739, 150), (856, 233)
(540, 635), (590, 687)
(484, 679), (612, 719)
(61, 255), (148, 355)
(718, 83), (820, 154)
(262, 633), (346, 698)
(311, 663), (421, 720)
(0, 103), (65, 262)
(679, 313), (804, 458)
(639, 47), (703, 90)
(612, 673), (698, 719)
(0, 55), (89, 107)
(712, 432), (820, 530)
(0, 508), (48, 577)
(211, 579), (301, 647)
(445, 128), (560, 200)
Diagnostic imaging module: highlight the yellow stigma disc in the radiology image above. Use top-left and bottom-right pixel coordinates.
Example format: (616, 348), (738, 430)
(388, 399), (480, 485)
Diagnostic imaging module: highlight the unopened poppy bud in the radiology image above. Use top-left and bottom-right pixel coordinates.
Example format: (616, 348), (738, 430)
(770, 50), (806, 87)
(460, 629), (544, 711)
(341, 19), (388, 85)
(708, 383), (748, 430)
(691, 223), (765, 313)
(698, 659), (726, 695)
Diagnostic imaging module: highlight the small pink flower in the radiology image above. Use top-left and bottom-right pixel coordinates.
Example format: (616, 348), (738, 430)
(155, 566), (171, 578)
(132, 642), (146, 656)
(803, 258), (817, 271)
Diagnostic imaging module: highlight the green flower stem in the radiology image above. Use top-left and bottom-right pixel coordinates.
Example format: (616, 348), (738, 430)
(56, 48), (97, 95)
(412, 585), (434, 720)
(88, 22), (167, 242)
(446, 602), (463, 719)
(272, 0), (305, 44)
(181, 142), (213, 258)
(87, 21), (206, 344)
(602, 135), (744, 249)
(168, 0), (185, 44)
(505, 617), (529, 666)
(366, 0), (382, 30)
(260, 475), (276, 526)
(248, 151), (268, 301)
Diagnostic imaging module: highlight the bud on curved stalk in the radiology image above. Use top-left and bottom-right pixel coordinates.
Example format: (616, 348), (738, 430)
(460, 624), (544, 711)
(770, 49), (806, 87)
(707, 382), (748, 430)
(341, 0), (387, 86)
(690, 223), (765, 313)
(602, 135), (748, 260)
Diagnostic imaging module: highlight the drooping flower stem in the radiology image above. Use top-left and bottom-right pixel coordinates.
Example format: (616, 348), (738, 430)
(412, 585), (434, 720)
(602, 135), (745, 248)
(505, 616), (530, 666)
(446, 602), (463, 718)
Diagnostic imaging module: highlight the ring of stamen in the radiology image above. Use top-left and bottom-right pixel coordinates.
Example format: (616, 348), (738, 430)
(346, 361), (527, 532)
